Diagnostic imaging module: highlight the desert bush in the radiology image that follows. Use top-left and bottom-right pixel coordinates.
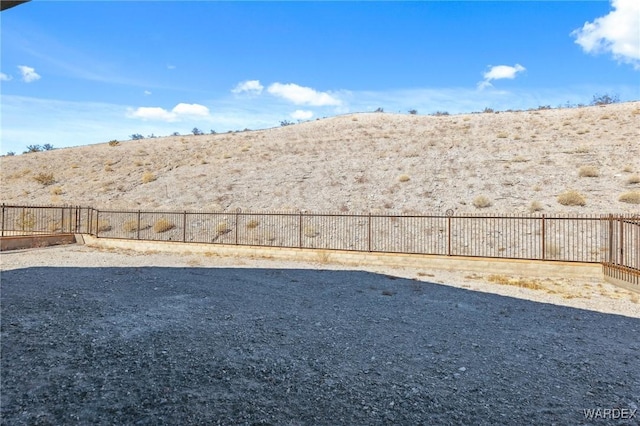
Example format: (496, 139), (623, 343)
(141, 171), (156, 183)
(557, 190), (586, 206)
(591, 93), (619, 106)
(153, 218), (175, 233)
(431, 111), (449, 116)
(97, 220), (112, 232)
(398, 174), (410, 182)
(246, 219), (259, 229)
(108, 140), (120, 147)
(33, 172), (55, 186)
(304, 226), (318, 238)
(15, 211), (36, 231)
(192, 127), (204, 135)
(24, 145), (42, 153)
(626, 175), (640, 184)
(483, 107), (494, 113)
(473, 195), (492, 208)
(42, 144), (54, 151)
(578, 166), (599, 177)
(529, 201), (544, 213)
(49, 186), (63, 195)
(280, 120), (294, 126)
(130, 133), (144, 140)
(618, 191), (640, 204)
(487, 274), (545, 290)
(408, 109), (417, 115)
(216, 221), (230, 235)
(374, 107), (384, 113)
(496, 132), (508, 138)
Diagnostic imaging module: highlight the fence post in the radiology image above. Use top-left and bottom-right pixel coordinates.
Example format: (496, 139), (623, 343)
(447, 215), (452, 256)
(541, 214), (546, 260)
(368, 213), (372, 252)
(96, 210), (100, 237)
(235, 210), (239, 245)
(1, 204), (5, 237)
(60, 206), (64, 234)
(183, 211), (187, 243)
(137, 210), (141, 240)
(299, 211), (303, 248)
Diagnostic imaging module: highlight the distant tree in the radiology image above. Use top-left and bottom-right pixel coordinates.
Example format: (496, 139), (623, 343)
(147, 133), (156, 138)
(483, 107), (494, 113)
(24, 145), (42, 153)
(431, 111), (449, 116)
(280, 120), (294, 127)
(591, 93), (619, 106)
(374, 107), (384, 113)
(171, 131), (180, 136)
(192, 127), (204, 135)
(408, 109), (418, 115)
(130, 134), (144, 140)
(42, 143), (55, 151)
(210, 129), (217, 134)
(6, 151), (15, 156)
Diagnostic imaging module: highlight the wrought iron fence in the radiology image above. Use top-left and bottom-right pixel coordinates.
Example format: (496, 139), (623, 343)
(2, 205), (638, 283)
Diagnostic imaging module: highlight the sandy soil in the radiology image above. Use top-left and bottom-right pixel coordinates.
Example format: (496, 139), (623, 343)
(1, 245), (639, 424)
(1, 102), (639, 214)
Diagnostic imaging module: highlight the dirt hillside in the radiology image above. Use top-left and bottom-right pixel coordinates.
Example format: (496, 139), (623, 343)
(2, 102), (639, 214)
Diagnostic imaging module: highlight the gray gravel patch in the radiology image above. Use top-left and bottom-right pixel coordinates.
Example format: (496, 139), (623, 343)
(1, 266), (639, 425)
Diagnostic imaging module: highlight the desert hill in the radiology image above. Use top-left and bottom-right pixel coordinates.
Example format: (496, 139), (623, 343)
(2, 102), (639, 215)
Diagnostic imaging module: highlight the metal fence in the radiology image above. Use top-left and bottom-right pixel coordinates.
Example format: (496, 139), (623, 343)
(1, 205), (638, 285)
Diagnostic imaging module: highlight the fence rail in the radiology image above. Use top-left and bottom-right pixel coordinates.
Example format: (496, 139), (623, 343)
(1, 204), (638, 286)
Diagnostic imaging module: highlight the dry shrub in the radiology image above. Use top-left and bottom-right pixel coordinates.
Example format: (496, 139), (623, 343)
(304, 226), (318, 238)
(626, 175), (640, 184)
(496, 132), (508, 139)
(557, 190), (586, 206)
(15, 211), (36, 231)
(246, 219), (259, 229)
(618, 191), (640, 204)
(33, 172), (55, 186)
(473, 195), (492, 208)
(108, 140), (120, 147)
(487, 274), (545, 291)
(153, 218), (175, 233)
(49, 186), (63, 195)
(544, 243), (562, 258)
(398, 174), (410, 182)
(142, 171), (156, 183)
(123, 220), (150, 232)
(578, 166), (599, 177)
(97, 220), (112, 232)
(622, 165), (634, 173)
(529, 201), (544, 213)
(216, 221), (230, 235)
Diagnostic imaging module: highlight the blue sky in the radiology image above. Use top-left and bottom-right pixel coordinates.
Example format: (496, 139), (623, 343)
(1, 0), (639, 155)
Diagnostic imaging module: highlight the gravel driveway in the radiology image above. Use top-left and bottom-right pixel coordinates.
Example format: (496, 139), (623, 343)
(2, 260), (639, 424)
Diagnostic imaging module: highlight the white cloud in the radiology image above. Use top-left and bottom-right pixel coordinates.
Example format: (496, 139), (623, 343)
(571, 0), (640, 69)
(291, 110), (313, 120)
(18, 65), (41, 83)
(0, 72), (12, 81)
(478, 64), (526, 89)
(127, 103), (210, 122)
(144, 90), (152, 95)
(232, 80), (264, 95)
(267, 82), (342, 106)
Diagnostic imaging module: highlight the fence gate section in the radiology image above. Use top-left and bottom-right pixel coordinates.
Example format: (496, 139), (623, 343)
(603, 215), (640, 288)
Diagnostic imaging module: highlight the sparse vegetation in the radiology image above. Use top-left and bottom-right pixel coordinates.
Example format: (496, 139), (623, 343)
(33, 172), (55, 186)
(192, 127), (204, 135)
(578, 166), (599, 177)
(108, 140), (120, 147)
(529, 201), (544, 213)
(487, 274), (545, 290)
(626, 175), (640, 184)
(398, 174), (410, 182)
(153, 218), (175, 233)
(618, 191), (640, 204)
(591, 93), (619, 106)
(96, 220), (112, 232)
(130, 134), (144, 140)
(557, 190), (586, 206)
(304, 226), (318, 238)
(141, 171), (156, 183)
(216, 221), (230, 235)
(24, 145), (42, 153)
(473, 195), (492, 209)
(246, 219), (259, 229)
(49, 186), (63, 195)
(15, 211), (36, 231)
(408, 109), (417, 115)
(280, 120), (294, 127)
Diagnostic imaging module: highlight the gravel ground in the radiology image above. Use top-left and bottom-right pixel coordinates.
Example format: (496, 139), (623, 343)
(1, 246), (639, 425)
